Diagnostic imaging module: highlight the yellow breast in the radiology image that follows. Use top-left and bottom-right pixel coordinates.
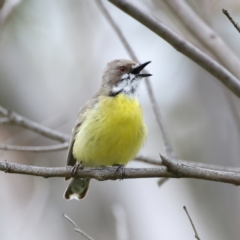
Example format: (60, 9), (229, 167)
(72, 94), (147, 167)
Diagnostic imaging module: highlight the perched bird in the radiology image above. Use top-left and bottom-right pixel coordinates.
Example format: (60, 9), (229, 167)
(64, 59), (151, 200)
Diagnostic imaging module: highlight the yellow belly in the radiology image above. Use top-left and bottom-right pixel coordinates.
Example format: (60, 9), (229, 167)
(72, 94), (147, 167)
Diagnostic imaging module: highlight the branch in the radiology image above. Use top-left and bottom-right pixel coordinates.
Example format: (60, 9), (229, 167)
(0, 161), (173, 179)
(160, 154), (240, 186)
(2, 160), (240, 186)
(223, 9), (240, 34)
(183, 206), (201, 240)
(0, 106), (70, 142)
(0, 142), (68, 152)
(164, 0), (240, 79)
(63, 214), (95, 240)
(135, 155), (240, 173)
(108, 0), (240, 99)
(96, 0), (175, 158)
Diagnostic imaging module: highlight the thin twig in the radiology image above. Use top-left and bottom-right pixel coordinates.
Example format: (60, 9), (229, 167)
(157, 178), (168, 186)
(63, 214), (95, 240)
(0, 142), (69, 152)
(222, 9), (240, 34)
(95, 0), (175, 159)
(0, 106), (70, 142)
(183, 206), (201, 240)
(2, 161), (240, 186)
(108, 0), (240, 99)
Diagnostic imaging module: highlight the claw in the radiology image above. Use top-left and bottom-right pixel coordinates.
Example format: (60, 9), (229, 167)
(71, 162), (83, 177)
(114, 164), (125, 179)
(4, 160), (9, 173)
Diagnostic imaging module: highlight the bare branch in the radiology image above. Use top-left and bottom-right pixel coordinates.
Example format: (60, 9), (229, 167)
(223, 9), (240, 34)
(63, 214), (95, 240)
(164, 0), (240, 79)
(160, 154), (240, 186)
(0, 106), (70, 142)
(96, 0), (175, 158)
(2, 160), (240, 186)
(0, 161), (173, 179)
(135, 155), (240, 173)
(183, 206), (201, 240)
(0, 142), (68, 152)
(108, 0), (240, 99)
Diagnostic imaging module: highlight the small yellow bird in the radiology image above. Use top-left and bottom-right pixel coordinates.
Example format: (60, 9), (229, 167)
(64, 59), (151, 200)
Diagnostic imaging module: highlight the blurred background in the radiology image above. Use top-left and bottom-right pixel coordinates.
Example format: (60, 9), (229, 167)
(0, 0), (240, 239)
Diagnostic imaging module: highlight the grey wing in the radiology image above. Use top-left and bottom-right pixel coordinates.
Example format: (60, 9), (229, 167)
(65, 122), (80, 167)
(65, 118), (82, 181)
(65, 97), (98, 180)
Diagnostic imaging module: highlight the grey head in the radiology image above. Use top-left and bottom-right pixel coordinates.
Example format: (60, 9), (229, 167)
(100, 59), (152, 97)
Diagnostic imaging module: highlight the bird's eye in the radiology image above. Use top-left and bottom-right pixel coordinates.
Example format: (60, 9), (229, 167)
(119, 66), (126, 73)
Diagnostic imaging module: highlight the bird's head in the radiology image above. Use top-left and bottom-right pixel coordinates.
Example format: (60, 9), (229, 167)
(101, 59), (152, 97)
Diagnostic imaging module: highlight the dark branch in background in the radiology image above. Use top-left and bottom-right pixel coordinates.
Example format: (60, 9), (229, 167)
(0, 143), (68, 152)
(183, 206), (201, 240)
(95, 0), (175, 159)
(0, 106), (70, 142)
(108, 0), (240, 99)
(2, 160), (240, 186)
(0, 105), (70, 151)
(63, 214), (95, 240)
(223, 9), (240, 34)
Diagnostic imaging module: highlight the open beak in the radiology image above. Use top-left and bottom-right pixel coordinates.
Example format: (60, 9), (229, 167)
(130, 61), (152, 77)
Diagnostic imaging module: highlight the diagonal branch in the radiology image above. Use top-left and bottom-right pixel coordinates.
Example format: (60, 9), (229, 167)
(108, 0), (240, 99)
(0, 106), (70, 142)
(163, 0), (240, 79)
(63, 214), (95, 240)
(223, 9), (240, 34)
(96, 0), (175, 158)
(183, 206), (201, 240)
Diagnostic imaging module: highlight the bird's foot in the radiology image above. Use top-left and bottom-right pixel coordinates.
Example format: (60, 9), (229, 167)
(113, 164), (125, 180)
(4, 160), (10, 173)
(71, 162), (83, 177)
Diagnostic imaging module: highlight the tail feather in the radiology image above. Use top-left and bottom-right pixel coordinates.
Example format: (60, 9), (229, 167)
(64, 178), (90, 200)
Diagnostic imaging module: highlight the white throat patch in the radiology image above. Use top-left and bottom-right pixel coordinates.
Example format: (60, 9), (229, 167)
(112, 73), (140, 97)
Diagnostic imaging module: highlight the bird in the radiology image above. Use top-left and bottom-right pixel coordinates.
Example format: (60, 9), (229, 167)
(64, 59), (152, 200)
